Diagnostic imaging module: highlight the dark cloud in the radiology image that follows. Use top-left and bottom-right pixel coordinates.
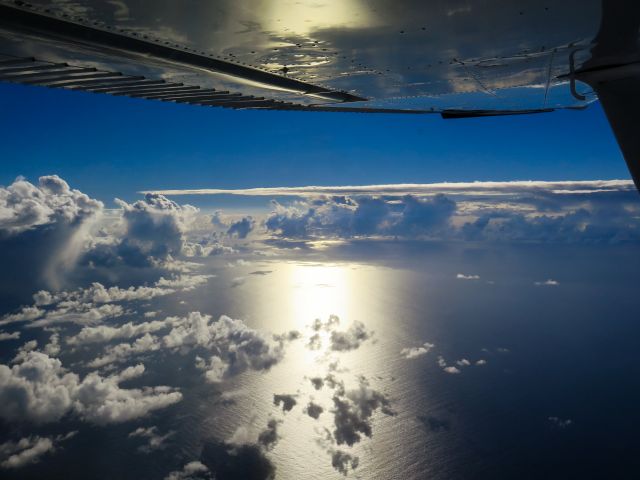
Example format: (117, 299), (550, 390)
(263, 188), (640, 244)
(330, 321), (373, 352)
(331, 377), (394, 446)
(257, 419), (280, 450)
(331, 450), (359, 476)
(312, 315), (340, 331)
(309, 377), (324, 390)
(264, 201), (316, 239)
(273, 394), (297, 412)
(200, 441), (275, 480)
(227, 216), (255, 239)
(460, 206), (640, 244)
(304, 402), (324, 420)
(265, 194), (457, 239)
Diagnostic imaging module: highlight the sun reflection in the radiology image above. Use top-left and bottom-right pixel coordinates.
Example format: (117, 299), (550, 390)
(264, 0), (376, 36)
(289, 263), (350, 330)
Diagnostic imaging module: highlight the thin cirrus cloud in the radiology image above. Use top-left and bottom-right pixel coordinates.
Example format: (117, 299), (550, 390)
(141, 180), (635, 197)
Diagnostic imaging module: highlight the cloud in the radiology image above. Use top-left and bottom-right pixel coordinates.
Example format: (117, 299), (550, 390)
(0, 175), (102, 234)
(331, 450), (359, 476)
(200, 441), (275, 480)
(142, 180), (635, 197)
(535, 279), (559, 286)
(548, 416), (573, 428)
(43, 333), (61, 356)
(307, 333), (322, 350)
(80, 193), (202, 277)
(264, 202), (317, 238)
(457, 273), (480, 280)
(195, 355), (227, 383)
(330, 321), (373, 352)
(257, 419), (281, 450)
(437, 356), (461, 374)
(155, 275), (213, 290)
(129, 426), (175, 453)
(0, 176), (103, 298)
(1, 274), (211, 329)
(0, 307), (44, 326)
(460, 203), (640, 244)
(87, 333), (161, 368)
(0, 431), (76, 469)
(116, 194), (198, 259)
(304, 401), (324, 419)
(202, 241), (236, 256)
(331, 377), (394, 446)
(273, 394), (297, 412)
(227, 216), (255, 239)
(265, 194), (457, 239)
(164, 461), (210, 480)
(67, 316), (181, 346)
(309, 377), (324, 390)
(0, 331), (20, 341)
(401, 342), (435, 359)
(312, 315), (340, 331)
(86, 313), (286, 383)
(0, 352), (182, 424)
(437, 355), (486, 374)
(2, 302), (126, 329)
(230, 180), (640, 244)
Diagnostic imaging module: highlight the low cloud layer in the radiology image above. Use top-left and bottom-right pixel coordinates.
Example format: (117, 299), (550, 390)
(0, 275), (211, 329)
(261, 186), (640, 243)
(266, 194), (457, 239)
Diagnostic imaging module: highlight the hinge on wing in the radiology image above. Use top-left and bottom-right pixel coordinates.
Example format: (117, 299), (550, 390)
(568, 48), (587, 101)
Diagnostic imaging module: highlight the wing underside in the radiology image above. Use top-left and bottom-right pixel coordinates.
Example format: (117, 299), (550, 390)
(0, 0), (599, 115)
(1, 0), (639, 187)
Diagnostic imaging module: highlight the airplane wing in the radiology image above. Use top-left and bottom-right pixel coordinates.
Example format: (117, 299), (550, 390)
(0, 0), (638, 186)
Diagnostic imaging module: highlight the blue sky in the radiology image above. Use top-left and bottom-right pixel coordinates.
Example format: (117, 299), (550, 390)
(0, 82), (627, 204)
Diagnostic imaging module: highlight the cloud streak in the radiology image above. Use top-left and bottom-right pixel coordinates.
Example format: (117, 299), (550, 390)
(142, 180), (635, 197)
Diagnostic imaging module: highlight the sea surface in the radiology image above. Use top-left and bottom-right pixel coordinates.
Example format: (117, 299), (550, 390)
(2, 242), (639, 479)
